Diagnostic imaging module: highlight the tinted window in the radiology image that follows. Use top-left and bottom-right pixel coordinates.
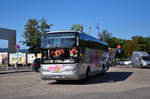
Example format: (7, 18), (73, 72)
(79, 39), (108, 51)
(142, 56), (150, 61)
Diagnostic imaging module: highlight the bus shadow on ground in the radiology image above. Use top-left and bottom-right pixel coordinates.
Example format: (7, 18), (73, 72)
(49, 72), (133, 85)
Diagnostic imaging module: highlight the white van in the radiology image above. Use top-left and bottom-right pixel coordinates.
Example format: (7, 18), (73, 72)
(131, 51), (150, 67)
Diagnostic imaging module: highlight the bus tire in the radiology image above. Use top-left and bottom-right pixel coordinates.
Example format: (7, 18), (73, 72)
(85, 67), (90, 80)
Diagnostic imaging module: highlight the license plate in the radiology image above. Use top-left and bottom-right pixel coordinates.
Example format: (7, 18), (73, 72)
(51, 75), (61, 78)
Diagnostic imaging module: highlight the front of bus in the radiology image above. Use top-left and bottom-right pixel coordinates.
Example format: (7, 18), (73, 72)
(40, 31), (79, 80)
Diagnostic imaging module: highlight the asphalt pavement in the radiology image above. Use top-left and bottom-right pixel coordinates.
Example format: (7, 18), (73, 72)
(0, 66), (150, 99)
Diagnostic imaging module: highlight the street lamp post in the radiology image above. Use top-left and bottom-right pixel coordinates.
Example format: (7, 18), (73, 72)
(15, 44), (20, 69)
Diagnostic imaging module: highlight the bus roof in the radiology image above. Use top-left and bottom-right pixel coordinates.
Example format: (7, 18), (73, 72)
(79, 32), (108, 46)
(45, 31), (108, 46)
(45, 30), (76, 34)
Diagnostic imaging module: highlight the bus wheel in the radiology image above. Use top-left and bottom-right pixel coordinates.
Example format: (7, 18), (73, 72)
(85, 67), (90, 80)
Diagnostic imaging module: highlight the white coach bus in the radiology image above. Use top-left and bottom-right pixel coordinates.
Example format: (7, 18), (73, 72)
(40, 31), (109, 80)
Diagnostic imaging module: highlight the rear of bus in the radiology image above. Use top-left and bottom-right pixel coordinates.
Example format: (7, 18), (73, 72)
(40, 31), (79, 80)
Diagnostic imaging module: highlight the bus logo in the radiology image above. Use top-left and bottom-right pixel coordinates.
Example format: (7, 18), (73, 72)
(49, 65), (64, 72)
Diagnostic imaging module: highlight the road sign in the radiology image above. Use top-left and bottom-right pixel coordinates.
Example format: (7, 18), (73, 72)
(118, 49), (121, 53)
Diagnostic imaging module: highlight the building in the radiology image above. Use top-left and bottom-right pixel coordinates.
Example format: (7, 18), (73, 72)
(0, 28), (16, 53)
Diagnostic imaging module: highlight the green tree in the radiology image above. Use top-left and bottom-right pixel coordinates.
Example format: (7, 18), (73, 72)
(107, 37), (126, 48)
(135, 36), (150, 54)
(100, 30), (127, 59)
(70, 24), (83, 32)
(100, 29), (112, 42)
(124, 36), (150, 58)
(107, 37), (127, 59)
(21, 18), (53, 56)
(145, 36), (150, 54)
(145, 36), (150, 43)
(124, 40), (140, 58)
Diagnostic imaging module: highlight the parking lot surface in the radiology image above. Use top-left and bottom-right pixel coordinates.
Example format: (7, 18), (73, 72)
(0, 66), (150, 99)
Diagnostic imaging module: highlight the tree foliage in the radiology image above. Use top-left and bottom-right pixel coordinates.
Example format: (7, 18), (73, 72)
(100, 30), (150, 59)
(123, 36), (150, 58)
(21, 18), (53, 56)
(100, 29), (112, 42)
(107, 37), (127, 59)
(124, 40), (140, 58)
(70, 24), (83, 32)
(107, 37), (126, 48)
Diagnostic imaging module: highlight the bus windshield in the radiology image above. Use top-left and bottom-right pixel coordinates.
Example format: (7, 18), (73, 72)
(41, 33), (76, 48)
(41, 32), (78, 64)
(142, 56), (150, 61)
(42, 48), (78, 64)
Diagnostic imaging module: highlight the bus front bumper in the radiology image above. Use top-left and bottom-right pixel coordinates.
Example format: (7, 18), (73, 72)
(40, 71), (79, 80)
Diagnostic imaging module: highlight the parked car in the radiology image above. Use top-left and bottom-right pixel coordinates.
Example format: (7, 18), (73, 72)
(131, 51), (150, 67)
(117, 59), (132, 65)
(32, 58), (41, 72)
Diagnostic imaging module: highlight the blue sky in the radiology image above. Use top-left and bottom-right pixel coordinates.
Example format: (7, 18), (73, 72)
(0, 0), (150, 49)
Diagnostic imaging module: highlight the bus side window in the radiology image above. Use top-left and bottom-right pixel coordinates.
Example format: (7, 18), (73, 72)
(80, 47), (85, 53)
(79, 48), (85, 60)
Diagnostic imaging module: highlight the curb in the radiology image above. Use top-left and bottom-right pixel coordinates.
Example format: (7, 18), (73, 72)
(0, 69), (33, 74)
